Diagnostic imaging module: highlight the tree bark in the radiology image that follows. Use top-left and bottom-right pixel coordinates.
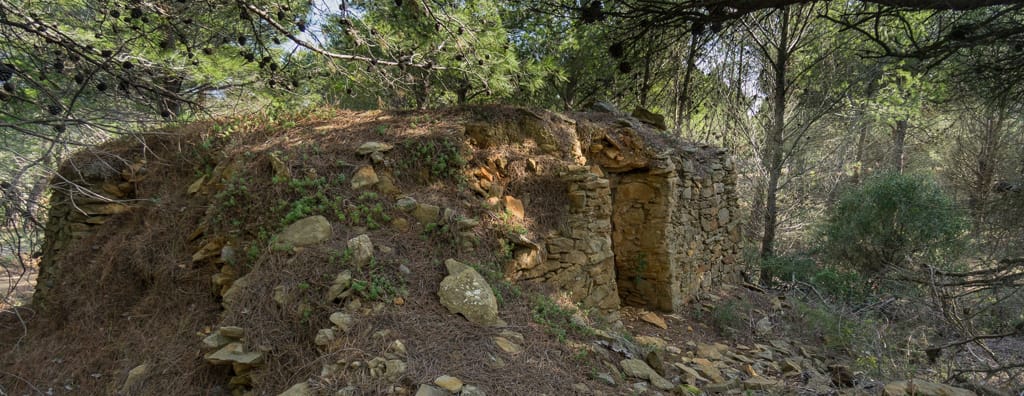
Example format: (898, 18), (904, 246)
(852, 117), (869, 185)
(675, 32), (700, 133)
(760, 6), (790, 268)
(891, 119), (907, 173)
(850, 72), (880, 185)
(970, 110), (1004, 213)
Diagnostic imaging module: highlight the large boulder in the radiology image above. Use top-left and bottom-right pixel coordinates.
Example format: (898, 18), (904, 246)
(274, 215), (332, 249)
(437, 259), (506, 327)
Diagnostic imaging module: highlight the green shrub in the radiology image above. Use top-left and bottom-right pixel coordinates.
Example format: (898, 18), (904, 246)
(820, 173), (968, 274)
(761, 254), (818, 284)
(531, 295), (594, 342)
(761, 255), (869, 302)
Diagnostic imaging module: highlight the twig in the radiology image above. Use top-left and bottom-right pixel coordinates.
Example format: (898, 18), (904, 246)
(852, 297), (897, 314)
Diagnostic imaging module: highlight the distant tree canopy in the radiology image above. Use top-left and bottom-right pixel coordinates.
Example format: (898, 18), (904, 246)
(1, 0), (1021, 126)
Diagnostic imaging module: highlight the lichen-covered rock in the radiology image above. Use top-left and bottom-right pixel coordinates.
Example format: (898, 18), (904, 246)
(434, 375), (463, 393)
(221, 274), (251, 309)
(201, 332), (233, 351)
(437, 260), (505, 327)
(356, 141), (395, 155)
(273, 215), (331, 249)
(414, 384), (449, 396)
(632, 107), (667, 130)
(314, 328), (336, 347)
(411, 203), (441, 224)
(493, 336), (523, 355)
(120, 363), (149, 394)
(269, 152), (291, 180)
(329, 312), (355, 333)
(396, 196), (418, 211)
(347, 234), (374, 268)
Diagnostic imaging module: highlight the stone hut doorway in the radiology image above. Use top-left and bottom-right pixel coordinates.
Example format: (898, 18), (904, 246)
(608, 170), (682, 313)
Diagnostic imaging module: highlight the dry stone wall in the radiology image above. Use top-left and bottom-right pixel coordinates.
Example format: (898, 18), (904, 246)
(673, 147), (742, 299)
(496, 110), (743, 314)
(601, 143), (741, 312)
(508, 165), (620, 313)
(35, 159), (145, 307)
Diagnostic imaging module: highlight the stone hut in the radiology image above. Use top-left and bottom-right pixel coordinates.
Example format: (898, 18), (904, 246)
(34, 107), (741, 315)
(483, 109), (744, 314)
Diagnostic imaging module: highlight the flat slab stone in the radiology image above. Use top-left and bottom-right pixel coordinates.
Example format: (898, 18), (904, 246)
(204, 342), (264, 366)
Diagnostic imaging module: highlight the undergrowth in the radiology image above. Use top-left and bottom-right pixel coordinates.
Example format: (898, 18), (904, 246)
(394, 138), (466, 183)
(531, 294), (596, 343)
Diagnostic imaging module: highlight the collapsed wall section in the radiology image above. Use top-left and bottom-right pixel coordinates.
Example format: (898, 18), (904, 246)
(34, 159), (144, 308)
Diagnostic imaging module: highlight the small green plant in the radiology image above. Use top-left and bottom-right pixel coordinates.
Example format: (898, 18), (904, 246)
(328, 248), (355, 267)
(346, 256), (405, 301)
(710, 300), (750, 339)
(495, 211), (528, 239)
(632, 253), (649, 286)
(790, 300), (869, 353)
(350, 275), (399, 301)
(212, 175), (252, 213)
(343, 200), (391, 230)
(398, 138), (466, 182)
(246, 243), (261, 262)
(423, 222), (445, 234)
(497, 239), (514, 260)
